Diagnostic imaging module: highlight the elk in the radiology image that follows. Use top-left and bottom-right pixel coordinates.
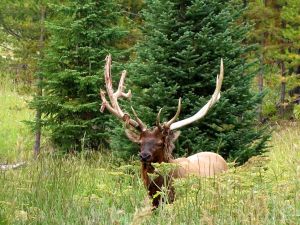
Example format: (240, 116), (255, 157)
(100, 55), (228, 208)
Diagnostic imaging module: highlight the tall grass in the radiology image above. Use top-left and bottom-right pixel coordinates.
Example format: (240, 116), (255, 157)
(0, 75), (299, 224)
(0, 154), (147, 224)
(0, 127), (299, 224)
(0, 74), (33, 161)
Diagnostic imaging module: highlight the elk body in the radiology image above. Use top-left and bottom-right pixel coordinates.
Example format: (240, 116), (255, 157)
(100, 55), (228, 207)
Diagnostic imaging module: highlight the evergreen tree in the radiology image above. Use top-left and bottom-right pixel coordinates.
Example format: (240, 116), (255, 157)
(246, 0), (300, 117)
(111, 0), (269, 163)
(281, 0), (300, 87)
(245, 0), (278, 120)
(30, 0), (129, 152)
(0, 0), (49, 84)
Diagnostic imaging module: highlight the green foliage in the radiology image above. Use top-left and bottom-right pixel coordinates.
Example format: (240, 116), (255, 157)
(0, 0), (50, 84)
(280, 0), (300, 71)
(0, 125), (299, 224)
(246, 0), (300, 118)
(262, 100), (277, 118)
(110, 0), (270, 163)
(293, 105), (300, 120)
(29, 1), (130, 152)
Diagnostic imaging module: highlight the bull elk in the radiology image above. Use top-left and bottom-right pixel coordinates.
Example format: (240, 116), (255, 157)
(100, 55), (228, 208)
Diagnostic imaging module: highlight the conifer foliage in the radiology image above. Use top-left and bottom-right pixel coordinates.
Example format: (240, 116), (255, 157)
(123, 0), (269, 163)
(30, 1), (128, 152)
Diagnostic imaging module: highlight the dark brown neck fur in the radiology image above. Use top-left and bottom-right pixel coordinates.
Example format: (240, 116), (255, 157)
(141, 138), (175, 208)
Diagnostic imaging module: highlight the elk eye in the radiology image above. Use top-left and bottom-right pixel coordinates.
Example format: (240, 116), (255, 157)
(156, 142), (163, 147)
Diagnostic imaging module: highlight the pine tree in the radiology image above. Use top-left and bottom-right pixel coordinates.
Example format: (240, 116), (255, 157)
(111, 0), (269, 164)
(246, 0), (300, 117)
(30, 0), (129, 152)
(0, 0), (49, 84)
(245, 0), (277, 120)
(281, 0), (300, 93)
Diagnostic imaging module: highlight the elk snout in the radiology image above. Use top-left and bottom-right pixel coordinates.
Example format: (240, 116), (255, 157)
(139, 152), (152, 162)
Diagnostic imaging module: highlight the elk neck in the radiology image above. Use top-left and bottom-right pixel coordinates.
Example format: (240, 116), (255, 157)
(141, 134), (175, 187)
(141, 159), (175, 208)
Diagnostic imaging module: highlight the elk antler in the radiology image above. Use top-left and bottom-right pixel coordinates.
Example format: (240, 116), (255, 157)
(156, 108), (163, 128)
(169, 59), (224, 130)
(164, 98), (182, 129)
(100, 55), (147, 131)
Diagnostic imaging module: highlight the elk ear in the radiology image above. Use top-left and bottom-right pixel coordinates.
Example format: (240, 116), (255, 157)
(125, 129), (141, 143)
(171, 131), (181, 142)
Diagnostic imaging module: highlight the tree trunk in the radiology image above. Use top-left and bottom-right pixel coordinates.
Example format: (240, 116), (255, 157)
(34, 5), (46, 158)
(297, 49), (300, 74)
(257, 55), (264, 122)
(279, 61), (286, 118)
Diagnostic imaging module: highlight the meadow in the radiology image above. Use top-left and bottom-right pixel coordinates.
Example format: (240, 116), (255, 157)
(0, 75), (299, 224)
(0, 75), (33, 162)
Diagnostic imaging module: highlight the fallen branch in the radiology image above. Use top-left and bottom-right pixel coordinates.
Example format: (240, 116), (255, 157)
(0, 162), (26, 170)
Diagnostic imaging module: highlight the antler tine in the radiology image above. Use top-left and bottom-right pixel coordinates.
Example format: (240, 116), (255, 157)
(115, 70), (132, 99)
(170, 59), (224, 130)
(131, 107), (147, 131)
(164, 98), (182, 128)
(156, 108), (163, 128)
(100, 54), (142, 129)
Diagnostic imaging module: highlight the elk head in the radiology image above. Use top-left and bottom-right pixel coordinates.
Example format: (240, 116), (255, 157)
(100, 55), (224, 164)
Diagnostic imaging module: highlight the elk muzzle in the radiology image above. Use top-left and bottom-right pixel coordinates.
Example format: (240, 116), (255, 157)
(139, 152), (152, 162)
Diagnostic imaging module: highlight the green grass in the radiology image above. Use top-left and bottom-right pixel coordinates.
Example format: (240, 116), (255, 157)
(0, 74), (33, 161)
(0, 154), (146, 224)
(0, 75), (299, 224)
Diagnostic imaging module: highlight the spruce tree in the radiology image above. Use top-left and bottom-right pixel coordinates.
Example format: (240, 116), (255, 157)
(30, 0), (128, 152)
(280, 0), (300, 94)
(112, 0), (269, 163)
(0, 0), (50, 84)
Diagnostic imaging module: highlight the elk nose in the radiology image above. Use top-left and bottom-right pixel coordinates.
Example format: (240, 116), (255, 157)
(139, 152), (151, 162)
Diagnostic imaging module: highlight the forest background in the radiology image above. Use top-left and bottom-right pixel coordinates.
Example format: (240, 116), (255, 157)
(0, 0), (299, 162)
(0, 0), (299, 224)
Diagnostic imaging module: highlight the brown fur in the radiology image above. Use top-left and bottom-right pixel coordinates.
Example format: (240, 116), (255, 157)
(127, 127), (228, 208)
(141, 163), (175, 208)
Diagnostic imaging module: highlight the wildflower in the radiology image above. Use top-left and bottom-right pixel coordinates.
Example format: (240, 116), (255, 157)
(15, 210), (28, 222)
